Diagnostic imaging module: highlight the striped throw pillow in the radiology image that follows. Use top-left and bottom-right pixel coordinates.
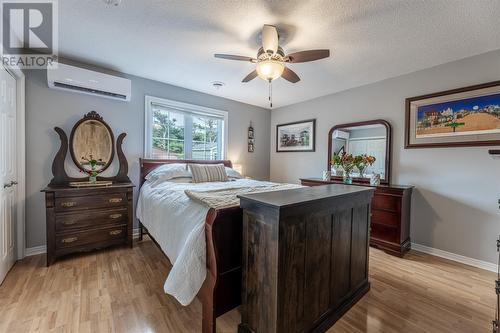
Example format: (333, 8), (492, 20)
(189, 164), (228, 183)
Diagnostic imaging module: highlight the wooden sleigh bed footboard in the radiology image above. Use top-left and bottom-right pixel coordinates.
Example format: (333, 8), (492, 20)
(138, 159), (243, 333)
(199, 206), (242, 333)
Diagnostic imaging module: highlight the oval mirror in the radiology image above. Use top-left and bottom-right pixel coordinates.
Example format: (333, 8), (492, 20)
(70, 111), (114, 173)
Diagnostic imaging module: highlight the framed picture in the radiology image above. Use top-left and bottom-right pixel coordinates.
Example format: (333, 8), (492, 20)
(405, 81), (500, 148)
(276, 119), (315, 152)
(248, 126), (254, 139)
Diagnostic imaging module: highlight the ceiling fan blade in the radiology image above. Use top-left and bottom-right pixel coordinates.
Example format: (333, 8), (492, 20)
(242, 70), (258, 82)
(262, 24), (278, 54)
(214, 54), (255, 62)
(282, 67), (300, 83)
(286, 49), (330, 63)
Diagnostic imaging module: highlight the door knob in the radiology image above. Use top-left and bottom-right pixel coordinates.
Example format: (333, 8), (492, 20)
(3, 181), (18, 188)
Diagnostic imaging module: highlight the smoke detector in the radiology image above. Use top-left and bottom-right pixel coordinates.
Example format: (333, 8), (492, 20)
(212, 81), (225, 90)
(103, 0), (121, 6)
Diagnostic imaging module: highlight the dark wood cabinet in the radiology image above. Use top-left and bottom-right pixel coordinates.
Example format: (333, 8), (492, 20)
(42, 183), (134, 266)
(300, 178), (413, 257)
(238, 185), (374, 333)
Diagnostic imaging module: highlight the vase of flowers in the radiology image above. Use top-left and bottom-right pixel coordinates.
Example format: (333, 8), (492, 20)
(354, 154), (376, 178)
(332, 152), (356, 184)
(81, 155), (103, 183)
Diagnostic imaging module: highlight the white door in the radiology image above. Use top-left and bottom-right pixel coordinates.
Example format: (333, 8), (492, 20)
(0, 67), (17, 284)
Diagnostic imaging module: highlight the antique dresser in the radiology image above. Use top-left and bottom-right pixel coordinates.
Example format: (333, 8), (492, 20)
(43, 111), (133, 265)
(43, 183), (134, 265)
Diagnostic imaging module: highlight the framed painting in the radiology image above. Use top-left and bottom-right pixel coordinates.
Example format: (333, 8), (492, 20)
(405, 81), (500, 148)
(276, 119), (316, 152)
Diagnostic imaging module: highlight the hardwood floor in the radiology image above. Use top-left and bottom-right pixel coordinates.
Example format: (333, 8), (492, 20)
(0, 238), (495, 333)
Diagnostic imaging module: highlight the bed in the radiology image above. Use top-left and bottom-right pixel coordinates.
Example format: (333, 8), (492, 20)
(137, 159), (298, 333)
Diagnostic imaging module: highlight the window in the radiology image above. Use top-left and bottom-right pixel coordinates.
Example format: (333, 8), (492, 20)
(145, 96), (227, 160)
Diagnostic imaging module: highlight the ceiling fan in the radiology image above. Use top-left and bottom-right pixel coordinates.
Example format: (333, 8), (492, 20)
(214, 25), (330, 107)
(215, 24), (330, 84)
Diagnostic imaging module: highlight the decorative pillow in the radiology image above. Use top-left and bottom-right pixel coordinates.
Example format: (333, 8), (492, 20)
(189, 164), (228, 183)
(166, 177), (193, 183)
(145, 163), (191, 181)
(225, 167), (243, 179)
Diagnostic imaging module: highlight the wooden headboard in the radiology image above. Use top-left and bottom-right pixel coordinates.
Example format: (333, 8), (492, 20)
(139, 158), (233, 187)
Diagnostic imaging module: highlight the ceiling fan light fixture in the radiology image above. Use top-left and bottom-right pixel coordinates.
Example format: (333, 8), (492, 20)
(256, 59), (285, 81)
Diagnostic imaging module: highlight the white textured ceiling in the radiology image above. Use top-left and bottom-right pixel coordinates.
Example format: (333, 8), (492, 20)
(59, 0), (500, 109)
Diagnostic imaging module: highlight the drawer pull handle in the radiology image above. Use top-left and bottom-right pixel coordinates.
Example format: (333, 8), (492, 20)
(109, 198), (122, 203)
(63, 221), (76, 225)
(61, 201), (77, 207)
(61, 237), (78, 243)
(109, 230), (122, 236)
(109, 213), (122, 219)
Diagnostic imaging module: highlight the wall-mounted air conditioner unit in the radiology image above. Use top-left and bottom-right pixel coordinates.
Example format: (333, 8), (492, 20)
(333, 130), (350, 140)
(47, 62), (131, 102)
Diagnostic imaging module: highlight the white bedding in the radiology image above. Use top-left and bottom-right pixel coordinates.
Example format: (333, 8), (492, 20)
(136, 178), (285, 306)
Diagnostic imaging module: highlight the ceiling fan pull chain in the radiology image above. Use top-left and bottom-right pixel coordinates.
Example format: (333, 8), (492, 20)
(269, 80), (273, 108)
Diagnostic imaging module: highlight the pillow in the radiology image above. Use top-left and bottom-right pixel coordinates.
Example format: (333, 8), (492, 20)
(189, 164), (228, 183)
(225, 167), (243, 179)
(145, 163), (192, 181)
(166, 177), (193, 183)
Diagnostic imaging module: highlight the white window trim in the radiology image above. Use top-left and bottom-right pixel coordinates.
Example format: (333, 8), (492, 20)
(144, 95), (229, 159)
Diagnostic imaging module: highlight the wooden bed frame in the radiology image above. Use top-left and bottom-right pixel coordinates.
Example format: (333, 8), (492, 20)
(138, 158), (242, 333)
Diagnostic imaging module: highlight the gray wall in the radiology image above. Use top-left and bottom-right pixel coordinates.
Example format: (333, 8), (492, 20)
(270, 49), (500, 264)
(26, 61), (270, 248)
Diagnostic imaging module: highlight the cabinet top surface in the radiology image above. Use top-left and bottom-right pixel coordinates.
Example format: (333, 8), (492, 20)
(42, 182), (134, 192)
(300, 178), (414, 190)
(238, 184), (374, 209)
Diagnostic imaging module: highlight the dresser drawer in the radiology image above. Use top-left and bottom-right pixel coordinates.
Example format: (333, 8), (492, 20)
(55, 193), (127, 212)
(56, 208), (127, 232)
(371, 209), (399, 227)
(372, 193), (400, 212)
(370, 223), (399, 243)
(56, 225), (127, 249)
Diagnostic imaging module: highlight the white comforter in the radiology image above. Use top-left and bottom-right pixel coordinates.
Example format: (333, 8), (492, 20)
(136, 178), (283, 306)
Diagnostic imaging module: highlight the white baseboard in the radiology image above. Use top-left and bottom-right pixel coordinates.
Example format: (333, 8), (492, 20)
(412, 243), (497, 273)
(25, 239), (495, 273)
(25, 245), (47, 257)
(24, 229), (142, 258)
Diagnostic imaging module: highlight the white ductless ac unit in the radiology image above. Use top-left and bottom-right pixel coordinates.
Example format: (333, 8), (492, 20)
(47, 62), (131, 102)
(333, 130), (350, 140)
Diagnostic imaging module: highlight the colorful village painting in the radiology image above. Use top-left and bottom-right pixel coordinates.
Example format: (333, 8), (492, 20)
(416, 92), (500, 138)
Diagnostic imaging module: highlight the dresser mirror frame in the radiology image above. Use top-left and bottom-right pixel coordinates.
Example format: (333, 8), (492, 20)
(327, 119), (392, 185)
(49, 111), (131, 186)
(69, 111), (115, 173)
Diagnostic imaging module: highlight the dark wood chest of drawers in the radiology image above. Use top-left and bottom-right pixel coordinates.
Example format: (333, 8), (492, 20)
(42, 183), (134, 266)
(300, 178), (413, 257)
